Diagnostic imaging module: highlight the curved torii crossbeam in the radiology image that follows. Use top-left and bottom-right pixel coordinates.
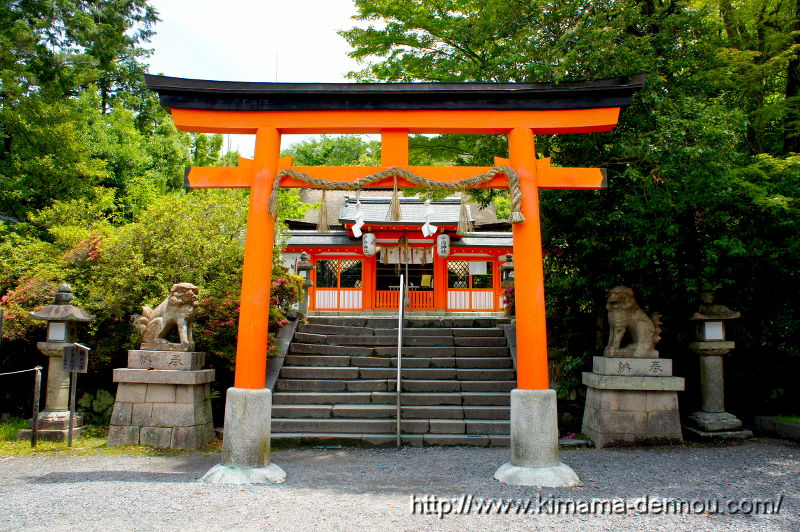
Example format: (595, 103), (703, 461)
(147, 74), (644, 485)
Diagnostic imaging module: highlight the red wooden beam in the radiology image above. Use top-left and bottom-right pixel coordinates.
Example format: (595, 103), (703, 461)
(170, 108), (622, 135)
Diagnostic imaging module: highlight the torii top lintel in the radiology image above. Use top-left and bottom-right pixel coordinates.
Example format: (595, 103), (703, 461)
(145, 74), (644, 135)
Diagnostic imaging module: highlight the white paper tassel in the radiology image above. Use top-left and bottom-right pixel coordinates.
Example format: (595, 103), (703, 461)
(421, 198), (438, 237)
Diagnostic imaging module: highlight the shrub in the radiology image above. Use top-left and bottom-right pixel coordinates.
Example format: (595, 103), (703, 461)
(502, 285), (515, 317)
(77, 389), (115, 426)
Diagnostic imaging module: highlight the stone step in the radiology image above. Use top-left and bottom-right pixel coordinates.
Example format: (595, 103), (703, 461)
(401, 379), (516, 393)
(272, 418), (430, 434)
(282, 366), (464, 380)
(372, 346), (456, 357)
(293, 332), (328, 344)
(297, 323), (374, 336)
(462, 406), (510, 420)
(271, 417), (509, 435)
(453, 347), (510, 357)
(278, 367), (514, 381)
(451, 328), (505, 337)
(325, 335), (456, 347)
(275, 379), (389, 392)
(461, 392), (511, 406)
(371, 346), (510, 357)
(270, 432), (506, 447)
(280, 367), (360, 380)
(289, 344), (373, 356)
(273, 392), (374, 405)
(348, 356), (456, 368)
(275, 379), (517, 393)
(453, 357), (512, 369)
(455, 369), (516, 381)
(284, 353), (512, 370)
(372, 392), (461, 406)
(271, 404), (504, 420)
(452, 337), (507, 347)
(274, 391), (484, 406)
(272, 391), (511, 407)
(359, 367), (458, 380)
(272, 404), (392, 419)
(373, 328), (460, 337)
(283, 355), (352, 367)
(295, 334), (508, 348)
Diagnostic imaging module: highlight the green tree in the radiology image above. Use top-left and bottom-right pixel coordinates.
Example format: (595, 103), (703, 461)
(342, 0), (800, 413)
(282, 134), (380, 165)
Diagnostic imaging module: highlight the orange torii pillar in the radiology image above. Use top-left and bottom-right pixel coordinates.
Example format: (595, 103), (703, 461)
(494, 127), (580, 485)
(145, 73), (643, 486)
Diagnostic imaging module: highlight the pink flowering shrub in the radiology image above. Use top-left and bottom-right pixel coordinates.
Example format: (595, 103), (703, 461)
(502, 285), (515, 317)
(62, 233), (103, 263)
(0, 277), (57, 341)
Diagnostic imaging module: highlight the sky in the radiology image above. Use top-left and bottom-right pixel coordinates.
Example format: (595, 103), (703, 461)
(145, 0), (369, 156)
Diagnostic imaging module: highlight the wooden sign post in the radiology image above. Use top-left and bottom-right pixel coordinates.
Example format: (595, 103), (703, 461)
(63, 343), (89, 447)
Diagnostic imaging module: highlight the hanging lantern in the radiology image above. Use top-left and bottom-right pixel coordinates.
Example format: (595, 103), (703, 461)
(436, 234), (451, 258)
(362, 233), (376, 257)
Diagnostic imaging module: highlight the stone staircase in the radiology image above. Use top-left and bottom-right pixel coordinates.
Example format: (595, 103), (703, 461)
(272, 316), (515, 447)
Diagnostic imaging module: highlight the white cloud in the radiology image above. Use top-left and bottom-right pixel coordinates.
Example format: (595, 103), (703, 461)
(145, 0), (368, 155)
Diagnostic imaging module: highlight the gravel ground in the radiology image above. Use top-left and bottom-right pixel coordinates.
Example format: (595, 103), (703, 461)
(0, 438), (797, 531)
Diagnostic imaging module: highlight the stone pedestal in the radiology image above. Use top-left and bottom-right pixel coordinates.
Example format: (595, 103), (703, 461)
(494, 389), (581, 487)
(18, 341), (86, 443)
(582, 356), (684, 448)
(684, 341), (751, 440)
(201, 387), (286, 484)
(17, 411), (85, 443)
(107, 349), (215, 449)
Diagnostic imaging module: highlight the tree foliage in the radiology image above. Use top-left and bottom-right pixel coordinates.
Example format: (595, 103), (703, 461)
(343, 0), (800, 414)
(0, 0), (314, 417)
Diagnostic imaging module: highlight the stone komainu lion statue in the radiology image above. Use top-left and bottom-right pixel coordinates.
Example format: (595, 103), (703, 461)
(138, 283), (199, 347)
(604, 286), (661, 358)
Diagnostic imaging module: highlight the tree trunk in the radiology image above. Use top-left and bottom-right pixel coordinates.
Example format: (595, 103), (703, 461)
(718, 0), (741, 48)
(784, 0), (800, 153)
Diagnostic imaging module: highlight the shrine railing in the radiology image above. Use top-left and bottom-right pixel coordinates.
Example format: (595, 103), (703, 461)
(313, 288), (363, 310)
(375, 290), (434, 310)
(446, 289), (496, 311)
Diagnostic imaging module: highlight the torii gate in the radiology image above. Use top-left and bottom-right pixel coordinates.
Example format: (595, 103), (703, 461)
(146, 74), (643, 486)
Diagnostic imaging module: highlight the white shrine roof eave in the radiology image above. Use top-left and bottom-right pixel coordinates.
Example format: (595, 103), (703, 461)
(285, 230), (513, 248)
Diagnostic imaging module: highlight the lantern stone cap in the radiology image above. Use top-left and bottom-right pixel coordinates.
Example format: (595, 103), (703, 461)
(296, 253), (314, 271)
(29, 284), (94, 322)
(690, 289), (740, 321)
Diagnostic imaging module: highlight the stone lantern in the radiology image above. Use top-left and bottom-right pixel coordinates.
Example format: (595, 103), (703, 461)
(296, 252), (314, 318)
(19, 284), (94, 442)
(685, 289), (751, 440)
(500, 253), (514, 288)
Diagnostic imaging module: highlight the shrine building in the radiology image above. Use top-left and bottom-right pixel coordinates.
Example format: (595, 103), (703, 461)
(283, 192), (513, 313)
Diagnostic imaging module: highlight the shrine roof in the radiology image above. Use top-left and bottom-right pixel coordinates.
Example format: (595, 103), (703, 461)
(338, 196), (472, 225)
(284, 230), (513, 248)
(145, 74), (645, 111)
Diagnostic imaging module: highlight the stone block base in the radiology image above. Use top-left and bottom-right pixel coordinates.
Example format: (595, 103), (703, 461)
(108, 352), (215, 450)
(18, 411), (86, 443)
(494, 389), (580, 487)
(582, 378), (684, 448)
(754, 417), (800, 442)
(683, 426), (752, 441)
(18, 426), (86, 443)
(201, 463), (286, 485)
(494, 462), (580, 487)
(202, 388), (284, 484)
(687, 410), (743, 432)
